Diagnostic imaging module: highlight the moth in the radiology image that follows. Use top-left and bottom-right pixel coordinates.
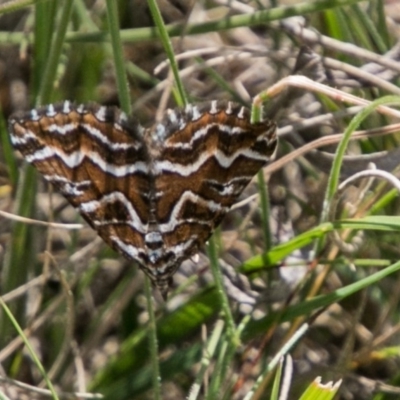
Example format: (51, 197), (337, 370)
(9, 100), (277, 298)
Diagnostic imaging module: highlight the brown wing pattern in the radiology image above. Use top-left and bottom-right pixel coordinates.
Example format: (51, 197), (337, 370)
(8, 100), (277, 298)
(8, 102), (152, 267)
(141, 101), (277, 294)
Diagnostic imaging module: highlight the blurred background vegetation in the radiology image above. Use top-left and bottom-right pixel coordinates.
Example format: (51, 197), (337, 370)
(1, 0), (400, 399)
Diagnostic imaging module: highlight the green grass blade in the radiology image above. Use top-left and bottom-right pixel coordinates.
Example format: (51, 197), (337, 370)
(105, 0), (131, 114)
(147, 0), (187, 105)
(37, 0), (74, 105)
(0, 297), (60, 400)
